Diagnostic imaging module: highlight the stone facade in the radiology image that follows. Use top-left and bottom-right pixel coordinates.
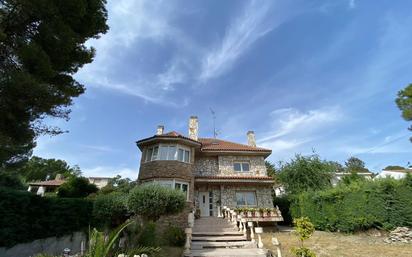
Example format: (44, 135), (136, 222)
(217, 155), (267, 176)
(193, 156), (219, 176)
(220, 186), (274, 209)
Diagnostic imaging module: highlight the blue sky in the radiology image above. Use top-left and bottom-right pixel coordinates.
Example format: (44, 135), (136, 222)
(34, 0), (412, 179)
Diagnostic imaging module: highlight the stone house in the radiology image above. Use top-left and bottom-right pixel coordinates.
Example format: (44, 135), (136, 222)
(375, 169), (412, 180)
(136, 116), (275, 221)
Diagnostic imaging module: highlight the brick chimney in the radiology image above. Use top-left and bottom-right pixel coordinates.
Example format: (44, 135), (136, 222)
(156, 125), (164, 135)
(247, 131), (256, 147)
(188, 116), (199, 141)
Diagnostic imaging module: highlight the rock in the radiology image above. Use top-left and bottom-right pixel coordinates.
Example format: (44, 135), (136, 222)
(384, 227), (412, 244)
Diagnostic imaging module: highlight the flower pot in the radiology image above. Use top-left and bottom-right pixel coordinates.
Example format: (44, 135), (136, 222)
(270, 210), (276, 217)
(262, 211), (268, 217)
(254, 211), (261, 218)
(247, 211), (253, 217)
(254, 227), (263, 234)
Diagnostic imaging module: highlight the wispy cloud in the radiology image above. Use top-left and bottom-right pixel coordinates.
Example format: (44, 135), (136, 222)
(259, 107), (342, 143)
(79, 144), (119, 153)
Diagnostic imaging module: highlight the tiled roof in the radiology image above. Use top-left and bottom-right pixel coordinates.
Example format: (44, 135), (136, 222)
(29, 179), (66, 186)
(136, 131), (201, 145)
(198, 138), (271, 153)
(195, 175), (274, 181)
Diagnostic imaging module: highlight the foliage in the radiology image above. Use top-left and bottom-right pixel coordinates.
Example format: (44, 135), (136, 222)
(0, 172), (25, 189)
(277, 154), (334, 195)
(99, 175), (137, 194)
(340, 171), (366, 185)
(93, 193), (129, 227)
(383, 165), (406, 170)
(0, 187), (93, 247)
(85, 221), (132, 257)
(291, 217), (316, 257)
(121, 245), (161, 256)
(0, 0), (109, 167)
(273, 196), (293, 225)
(163, 224), (186, 246)
(290, 177), (412, 232)
(127, 184), (186, 221)
(16, 156), (81, 182)
(136, 221), (158, 247)
(57, 177), (98, 198)
(344, 156), (369, 173)
(265, 161), (277, 178)
(396, 83), (412, 141)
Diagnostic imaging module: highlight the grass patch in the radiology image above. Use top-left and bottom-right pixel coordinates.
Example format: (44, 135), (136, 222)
(263, 229), (412, 257)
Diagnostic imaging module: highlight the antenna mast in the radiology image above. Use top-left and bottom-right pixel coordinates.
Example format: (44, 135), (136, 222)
(210, 108), (218, 138)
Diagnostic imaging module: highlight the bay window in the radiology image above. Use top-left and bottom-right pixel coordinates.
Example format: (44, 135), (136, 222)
(145, 144), (190, 163)
(147, 179), (189, 201)
(234, 162), (250, 172)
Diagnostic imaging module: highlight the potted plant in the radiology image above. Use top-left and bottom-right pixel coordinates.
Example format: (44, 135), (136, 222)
(258, 208), (266, 217)
(254, 208), (261, 217)
(247, 207), (253, 217)
(270, 208), (276, 217)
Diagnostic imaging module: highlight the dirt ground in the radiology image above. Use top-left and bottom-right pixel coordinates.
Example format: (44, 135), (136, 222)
(262, 228), (412, 257)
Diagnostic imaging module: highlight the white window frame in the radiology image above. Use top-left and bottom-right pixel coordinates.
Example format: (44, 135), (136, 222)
(151, 179), (190, 201)
(145, 144), (190, 163)
(235, 191), (257, 207)
(233, 161), (250, 173)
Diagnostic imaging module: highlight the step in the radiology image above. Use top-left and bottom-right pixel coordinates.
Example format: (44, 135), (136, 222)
(191, 241), (256, 249)
(192, 231), (244, 236)
(191, 236), (247, 242)
(187, 248), (267, 257)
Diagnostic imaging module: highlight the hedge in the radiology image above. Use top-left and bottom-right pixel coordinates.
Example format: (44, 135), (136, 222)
(0, 187), (93, 247)
(290, 176), (412, 232)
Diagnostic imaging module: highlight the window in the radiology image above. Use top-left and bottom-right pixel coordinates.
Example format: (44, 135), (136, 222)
(145, 144), (190, 163)
(234, 162), (250, 172)
(236, 191), (257, 206)
(153, 179), (189, 201)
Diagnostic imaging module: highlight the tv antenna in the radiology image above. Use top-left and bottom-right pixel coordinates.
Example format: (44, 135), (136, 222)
(210, 108), (219, 138)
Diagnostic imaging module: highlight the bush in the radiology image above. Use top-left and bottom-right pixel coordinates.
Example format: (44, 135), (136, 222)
(0, 172), (25, 190)
(137, 222), (158, 247)
(57, 177), (98, 198)
(163, 224), (185, 246)
(127, 184), (186, 221)
(0, 187), (93, 247)
(93, 193), (129, 227)
(290, 177), (412, 232)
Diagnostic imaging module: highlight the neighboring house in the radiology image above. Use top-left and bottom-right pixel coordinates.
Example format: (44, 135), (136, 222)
(136, 116), (275, 222)
(375, 169), (412, 180)
(27, 175), (110, 196)
(88, 177), (110, 189)
(331, 171), (374, 186)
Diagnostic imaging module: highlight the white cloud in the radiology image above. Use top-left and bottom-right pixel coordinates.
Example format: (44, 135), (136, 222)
(258, 107), (342, 143)
(261, 139), (310, 153)
(199, 0), (282, 82)
(82, 166), (138, 180)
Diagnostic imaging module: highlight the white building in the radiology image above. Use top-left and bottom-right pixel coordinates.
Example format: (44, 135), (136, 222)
(375, 169), (412, 180)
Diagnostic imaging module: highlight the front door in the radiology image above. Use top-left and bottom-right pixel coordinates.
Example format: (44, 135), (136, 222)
(198, 192), (210, 217)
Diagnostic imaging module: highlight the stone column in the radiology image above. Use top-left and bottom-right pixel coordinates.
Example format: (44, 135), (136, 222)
(36, 186), (45, 196)
(248, 222), (255, 243)
(184, 228), (192, 255)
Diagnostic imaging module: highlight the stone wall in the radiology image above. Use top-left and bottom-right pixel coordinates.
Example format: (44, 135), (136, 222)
(0, 232), (86, 257)
(221, 185), (274, 209)
(155, 204), (193, 233)
(193, 156), (219, 176)
(218, 155), (267, 176)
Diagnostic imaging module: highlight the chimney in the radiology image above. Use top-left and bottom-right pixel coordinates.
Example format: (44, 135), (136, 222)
(188, 116), (199, 141)
(156, 125), (164, 135)
(247, 131), (256, 147)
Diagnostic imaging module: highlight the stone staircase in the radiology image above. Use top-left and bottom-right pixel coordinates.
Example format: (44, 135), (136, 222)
(185, 217), (267, 257)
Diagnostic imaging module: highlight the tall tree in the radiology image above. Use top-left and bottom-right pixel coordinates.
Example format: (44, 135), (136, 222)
(0, 0), (108, 167)
(277, 154), (334, 195)
(17, 156), (81, 182)
(345, 156), (369, 173)
(265, 161), (277, 178)
(396, 83), (412, 142)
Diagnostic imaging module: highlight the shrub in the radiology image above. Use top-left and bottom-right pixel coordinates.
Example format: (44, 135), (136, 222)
(163, 224), (185, 246)
(291, 217), (316, 257)
(0, 172), (25, 190)
(0, 187), (93, 247)
(93, 193), (129, 227)
(127, 184), (186, 221)
(290, 177), (412, 232)
(136, 222), (158, 247)
(57, 177), (98, 198)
